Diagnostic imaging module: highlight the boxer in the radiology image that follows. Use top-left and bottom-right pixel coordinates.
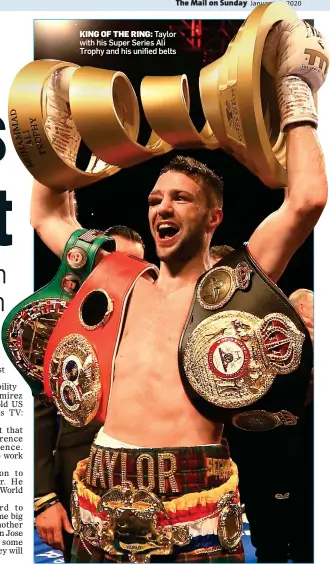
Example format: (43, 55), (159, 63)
(28, 19), (328, 563)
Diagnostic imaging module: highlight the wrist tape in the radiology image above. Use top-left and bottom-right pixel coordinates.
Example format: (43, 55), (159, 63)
(277, 75), (318, 131)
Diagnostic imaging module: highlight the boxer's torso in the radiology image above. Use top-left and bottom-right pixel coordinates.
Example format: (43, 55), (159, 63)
(104, 276), (224, 446)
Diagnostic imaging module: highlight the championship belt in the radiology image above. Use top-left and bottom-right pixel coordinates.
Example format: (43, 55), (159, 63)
(43, 253), (158, 426)
(1, 229), (115, 398)
(179, 248), (312, 421)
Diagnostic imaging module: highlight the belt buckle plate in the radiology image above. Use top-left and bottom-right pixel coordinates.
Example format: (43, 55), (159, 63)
(98, 484), (191, 562)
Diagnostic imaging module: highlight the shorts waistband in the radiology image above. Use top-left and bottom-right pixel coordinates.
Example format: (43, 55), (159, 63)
(86, 440), (232, 496)
(94, 428), (141, 449)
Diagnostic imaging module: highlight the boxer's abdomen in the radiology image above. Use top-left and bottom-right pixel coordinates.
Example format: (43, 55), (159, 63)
(104, 276), (224, 447)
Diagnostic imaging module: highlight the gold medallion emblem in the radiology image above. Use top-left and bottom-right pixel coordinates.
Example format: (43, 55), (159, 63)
(197, 263), (252, 311)
(183, 310), (304, 409)
(66, 246), (88, 270)
(97, 484), (191, 560)
(217, 491), (242, 551)
(199, 269), (232, 309)
(49, 333), (101, 426)
(61, 273), (82, 297)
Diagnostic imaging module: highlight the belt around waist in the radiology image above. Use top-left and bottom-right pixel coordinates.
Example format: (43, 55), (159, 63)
(85, 441), (232, 496)
(72, 443), (242, 561)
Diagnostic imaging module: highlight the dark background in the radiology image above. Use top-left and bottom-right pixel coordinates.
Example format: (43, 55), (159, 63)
(33, 19), (313, 295)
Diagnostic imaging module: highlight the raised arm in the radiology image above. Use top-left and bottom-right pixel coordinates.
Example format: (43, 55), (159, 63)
(249, 19), (328, 282)
(249, 124), (326, 282)
(30, 179), (81, 258)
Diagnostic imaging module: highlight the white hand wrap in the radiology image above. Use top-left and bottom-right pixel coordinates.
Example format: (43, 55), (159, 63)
(277, 75), (318, 131)
(263, 19), (329, 130)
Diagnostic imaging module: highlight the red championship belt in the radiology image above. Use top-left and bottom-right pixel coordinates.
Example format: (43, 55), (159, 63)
(44, 252), (158, 426)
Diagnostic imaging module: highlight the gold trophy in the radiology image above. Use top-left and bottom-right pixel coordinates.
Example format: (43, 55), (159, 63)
(9, 2), (300, 191)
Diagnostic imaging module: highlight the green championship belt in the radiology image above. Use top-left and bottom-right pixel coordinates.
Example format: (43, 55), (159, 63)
(1, 228), (115, 398)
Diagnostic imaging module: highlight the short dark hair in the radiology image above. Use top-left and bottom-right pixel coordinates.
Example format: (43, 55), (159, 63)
(210, 245), (234, 261)
(105, 225), (144, 248)
(159, 155), (224, 209)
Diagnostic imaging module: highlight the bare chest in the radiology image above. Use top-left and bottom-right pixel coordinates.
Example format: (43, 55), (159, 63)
(116, 280), (193, 369)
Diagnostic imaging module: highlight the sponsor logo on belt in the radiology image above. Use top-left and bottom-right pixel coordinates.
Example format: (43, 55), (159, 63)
(206, 458), (233, 480)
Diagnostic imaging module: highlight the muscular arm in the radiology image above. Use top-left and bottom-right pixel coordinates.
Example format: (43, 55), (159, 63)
(30, 179), (81, 258)
(249, 125), (327, 282)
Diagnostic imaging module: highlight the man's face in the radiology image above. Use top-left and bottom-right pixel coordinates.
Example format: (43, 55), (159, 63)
(64, 280), (76, 290)
(113, 235), (144, 259)
(69, 250), (81, 264)
(148, 171), (219, 263)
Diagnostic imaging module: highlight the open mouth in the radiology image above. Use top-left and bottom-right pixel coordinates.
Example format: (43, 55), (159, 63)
(157, 223), (180, 243)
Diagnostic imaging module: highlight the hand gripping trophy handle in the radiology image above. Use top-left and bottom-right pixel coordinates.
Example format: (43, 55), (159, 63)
(8, 2), (301, 192)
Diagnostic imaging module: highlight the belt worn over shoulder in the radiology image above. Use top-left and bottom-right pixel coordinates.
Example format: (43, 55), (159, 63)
(179, 247), (313, 422)
(71, 442), (243, 562)
(1, 228), (114, 398)
(43, 252), (158, 425)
